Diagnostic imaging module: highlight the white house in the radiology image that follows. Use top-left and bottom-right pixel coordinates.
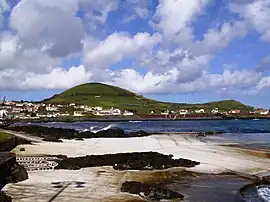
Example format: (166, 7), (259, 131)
(46, 106), (58, 112)
(0, 109), (8, 119)
(161, 110), (169, 115)
(195, 109), (205, 113)
(94, 106), (103, 111)
(94, 109), (111, 116)
(211, 108), (219, 114)
(73, 111), (84, 117)
(111, 108), (121, 116)
(123, 111), (134, 116)
(260, 110), (269, 115)
(179, 109), (188, 115)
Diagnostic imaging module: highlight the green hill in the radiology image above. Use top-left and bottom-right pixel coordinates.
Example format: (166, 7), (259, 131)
(44, 83), (253, 113)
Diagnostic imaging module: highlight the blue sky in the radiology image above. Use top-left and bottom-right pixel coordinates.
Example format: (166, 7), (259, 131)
(1, 0), (270, 108)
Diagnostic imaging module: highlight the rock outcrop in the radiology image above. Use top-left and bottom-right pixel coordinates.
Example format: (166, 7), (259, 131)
(55, 152), (200, 170)
(0, 191), (12, 202)
(0, 136), (31, 152)
(121, 181), (184, 201)
(0, 153), (28, 189)
(5, 125), (150, 140)
(262, 176), (270, 185)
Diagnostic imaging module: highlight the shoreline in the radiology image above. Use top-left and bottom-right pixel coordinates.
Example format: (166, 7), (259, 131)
(3, 115), (270, 124)
(2, 130), (270, 201)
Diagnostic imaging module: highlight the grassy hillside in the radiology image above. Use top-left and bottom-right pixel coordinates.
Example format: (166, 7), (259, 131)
(44, 83), (253, 113)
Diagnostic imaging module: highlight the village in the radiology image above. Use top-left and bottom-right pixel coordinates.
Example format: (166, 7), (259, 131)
(0, 99), (269, 120)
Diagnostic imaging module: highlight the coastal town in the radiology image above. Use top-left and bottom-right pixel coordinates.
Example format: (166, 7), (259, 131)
(0, 99), (269, 120)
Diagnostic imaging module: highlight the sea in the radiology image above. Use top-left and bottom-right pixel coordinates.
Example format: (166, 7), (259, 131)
(22, 119), (270, 150)
(19, 119), (270, 201)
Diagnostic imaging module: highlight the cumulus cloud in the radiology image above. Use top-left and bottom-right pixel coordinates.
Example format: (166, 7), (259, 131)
(107, 68), (262, 94)
(10, 0), (84, 58)
(0, 32), (59, 74)
(153, 0), (211, 39)
(229, 0), (270, 42)
(0, 65), (91, 90)
(84, 32), (162, 70)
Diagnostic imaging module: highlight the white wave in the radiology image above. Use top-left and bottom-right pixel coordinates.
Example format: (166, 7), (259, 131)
(90, 124), (116, 133)
(257, 185), (270, 202)
(129, 121), (142, 123)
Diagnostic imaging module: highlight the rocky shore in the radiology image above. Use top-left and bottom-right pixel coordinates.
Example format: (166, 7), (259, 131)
(55, 152), (200, 170)
(0, 153), (28, 202)
(0, 135), (31, 152)
(4, 125), (150, 141)
(121, 181), (184, 201)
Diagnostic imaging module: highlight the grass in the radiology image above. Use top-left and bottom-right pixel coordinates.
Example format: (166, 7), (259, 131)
(44, 83), (253, 113)
(0, 132), (12, 142)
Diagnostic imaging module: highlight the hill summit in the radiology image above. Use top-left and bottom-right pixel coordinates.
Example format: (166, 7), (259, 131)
(44, 83), (252, 113)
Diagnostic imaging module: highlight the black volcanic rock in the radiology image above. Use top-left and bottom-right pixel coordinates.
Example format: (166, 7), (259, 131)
(121, 181), (184, 201)
(95, 128), (126, 137)
(0, 136), (31, 152)
(0, 153), (28, 189)
(55, 152), (200, 170)
(0, 191), (11, 202)
(262, 176), (270, 185)
(5, 125), (151, 139)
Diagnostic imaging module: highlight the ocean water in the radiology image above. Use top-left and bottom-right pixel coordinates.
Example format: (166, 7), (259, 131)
(21, 119), (270, 149)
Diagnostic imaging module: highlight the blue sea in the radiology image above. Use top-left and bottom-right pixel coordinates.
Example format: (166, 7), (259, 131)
(22, 119), (270, 150)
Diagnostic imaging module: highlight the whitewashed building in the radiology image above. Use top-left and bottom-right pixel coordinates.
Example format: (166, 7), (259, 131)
(123, 111), (134, 116)
(195, 109), (205, 113)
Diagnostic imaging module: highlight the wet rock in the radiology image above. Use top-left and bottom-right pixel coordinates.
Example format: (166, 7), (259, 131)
(95, 128), (126, 137)
(0, 136), (31, 152)
(55, 152), (200, 170)
(128, 130), (149, 137)
(262, 176), (270, 185)
(0, 153), (28, 190)
(0, 191), (12, 202)
(10, 163), (28, 183)
(121, 181), (184, 201)
(6, 125), (150, 140)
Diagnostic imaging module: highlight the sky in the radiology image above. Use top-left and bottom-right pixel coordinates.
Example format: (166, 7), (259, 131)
(1, 0), (270, 108)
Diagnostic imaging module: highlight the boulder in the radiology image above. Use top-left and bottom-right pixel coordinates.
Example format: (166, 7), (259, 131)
(121, 181), (184, 201)
(0, 191), (12, 202)
(55, 152), (200, 170)
(262, 176), (270, 185)
(128, 130), (149, 137)
(96, 128), (126, 137)
(10, 164), (28, 183)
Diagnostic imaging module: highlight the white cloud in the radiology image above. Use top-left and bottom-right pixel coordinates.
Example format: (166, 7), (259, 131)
(0, 65), (91, 90)
(110, 68), (179, 93)
(229, 0), (270, 41)
(84, 32), (162, 71)
(153, 0), (211, 40)
(196, 21), (247, 55)
(10, 0), (84, 57)
(0, 32), (59, 74)
(109, 68), (262, 94)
